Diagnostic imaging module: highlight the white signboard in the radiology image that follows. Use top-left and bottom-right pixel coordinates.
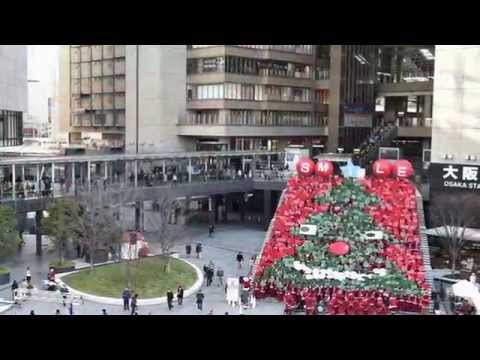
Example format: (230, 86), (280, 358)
(285, 148), (310, 173)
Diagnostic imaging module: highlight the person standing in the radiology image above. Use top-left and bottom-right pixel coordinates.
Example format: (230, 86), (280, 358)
(26, 267), (32, 287)
(130, 293), (138, 315)
(196, 243), (202, 259)
(55, 309), (61, 315)
(236, 252), (244, 270)
(208, 224), (215, 238)
(216, 267), (224, 287)
(102, 309), (108, 315)
(177, 286), (184, 305)
(69, 302), (74, 315)
(196, 290), (205, 312)
(122, 288), (131, 312)
(167, 289), (174, 311)
(186, 244), (192, 258)
(206, 268), (214, 287)
(11, 280), (18, 301)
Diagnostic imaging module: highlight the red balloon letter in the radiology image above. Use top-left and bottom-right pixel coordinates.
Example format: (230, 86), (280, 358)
(316, 160), (334, 178)
(393, 160), (414, 178)
(372, 160), (392, 178)
(296, 158), (315, 177)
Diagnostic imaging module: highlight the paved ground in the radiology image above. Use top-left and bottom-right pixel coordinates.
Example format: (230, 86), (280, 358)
(0, 223), (283, 316)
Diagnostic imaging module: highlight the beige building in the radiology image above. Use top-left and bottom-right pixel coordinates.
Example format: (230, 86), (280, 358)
(57, 45), (126, 149)
(431, 45), (480, 163)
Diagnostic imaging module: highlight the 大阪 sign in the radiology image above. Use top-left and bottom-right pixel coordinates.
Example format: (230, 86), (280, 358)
(430, 163), (480, 191)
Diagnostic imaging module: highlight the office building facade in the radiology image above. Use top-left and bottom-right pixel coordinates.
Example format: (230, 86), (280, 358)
(0, 45), (27, 147)
(58, 45), (126, 149)
(180, 45), (435, 157)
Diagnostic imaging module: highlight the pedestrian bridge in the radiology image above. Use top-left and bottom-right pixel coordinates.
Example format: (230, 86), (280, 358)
(0, 150), (288, 212)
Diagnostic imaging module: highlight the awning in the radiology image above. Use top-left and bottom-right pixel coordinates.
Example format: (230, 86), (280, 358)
(424, 226), (480, 242)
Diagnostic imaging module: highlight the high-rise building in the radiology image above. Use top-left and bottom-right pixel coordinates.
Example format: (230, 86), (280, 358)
(58, 45), (189, 153)
(125, 45), (193, 154)
(58, 45), (126, 149)
(0, 45), (27, 147)
(180, 45), (435, 156)
(429, 45), (480, 197)
(180, 45), (327, 153)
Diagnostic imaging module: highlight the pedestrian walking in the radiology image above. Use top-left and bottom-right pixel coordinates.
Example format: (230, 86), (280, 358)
(30, 310), (35, 315)
(216, 267), (224, 287)
(69, 302), (74, 315)
(206, 268), (214, 287)
(208, 224), (215, 238)
(196, 243), (202, 259)
(196, 290), (205, 312)
(131, 293), (138, 315)
(236, 252), (244, 270)
(167, 289), (174, 311)
(186, 244), (192, 258)
(177, 286), (184, 305)
(11, 280), (18, 301)
(172, 173), (178, 186)
(122, 288), (131, 311)
(249, 256), (256, 270)
(55, 309), (61, 315)
(102, 309), (108, 315)
(26, 267), (32, 287)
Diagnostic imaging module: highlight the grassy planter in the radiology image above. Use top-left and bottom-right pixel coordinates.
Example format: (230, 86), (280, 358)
(49, 261), (76, 274)
(0, 267), (10, 286)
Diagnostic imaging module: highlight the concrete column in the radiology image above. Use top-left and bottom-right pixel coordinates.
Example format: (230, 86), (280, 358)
(104, 161), (108, 180)
(135, 201), (144, 232)
(36, 164), (40, 196)
(424, 95), (433, 119)
(12, 165), (16, 199)
(51, 163), (55, 197)
(240, 193), (246, 223)
(263, 190), (272, 230)
(242, 157), (246, 174)
(208, 196), (216, 226)
(223, 194), (228, 222)
(87, 161), (91, 191)
(188, 158), (192, 183)
(72, 164), (76, 195)
(327, 45), (342, 153)
(35, 210), (43, 256)
(22, 166), (26, 198)
(134, 160), (138, 188)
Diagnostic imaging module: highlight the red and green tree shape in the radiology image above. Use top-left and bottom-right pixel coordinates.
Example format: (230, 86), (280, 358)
(254, 174), (430, 315)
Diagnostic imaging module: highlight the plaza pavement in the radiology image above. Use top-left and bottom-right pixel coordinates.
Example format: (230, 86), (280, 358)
(0, 223), (284, 316)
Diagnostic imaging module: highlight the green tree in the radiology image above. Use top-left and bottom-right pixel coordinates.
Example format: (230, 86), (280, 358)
(0, 205), (21, 260)
(43, 199), (81, 265)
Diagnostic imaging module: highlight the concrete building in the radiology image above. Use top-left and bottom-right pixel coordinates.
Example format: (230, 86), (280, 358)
(428, 45), (480, 197)
(58, 45), (190, 153)
(180, 45), (435, 158)
(125, 45), (193, 154)
(57, 45), (126, 150)
(0, 45), (28, 147)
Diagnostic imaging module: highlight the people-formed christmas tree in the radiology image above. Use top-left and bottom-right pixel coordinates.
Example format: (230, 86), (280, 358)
(253, 159), (430, 315)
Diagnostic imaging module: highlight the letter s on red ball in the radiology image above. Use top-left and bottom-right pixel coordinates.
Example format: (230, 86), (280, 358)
(296, 158), (315, 177)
